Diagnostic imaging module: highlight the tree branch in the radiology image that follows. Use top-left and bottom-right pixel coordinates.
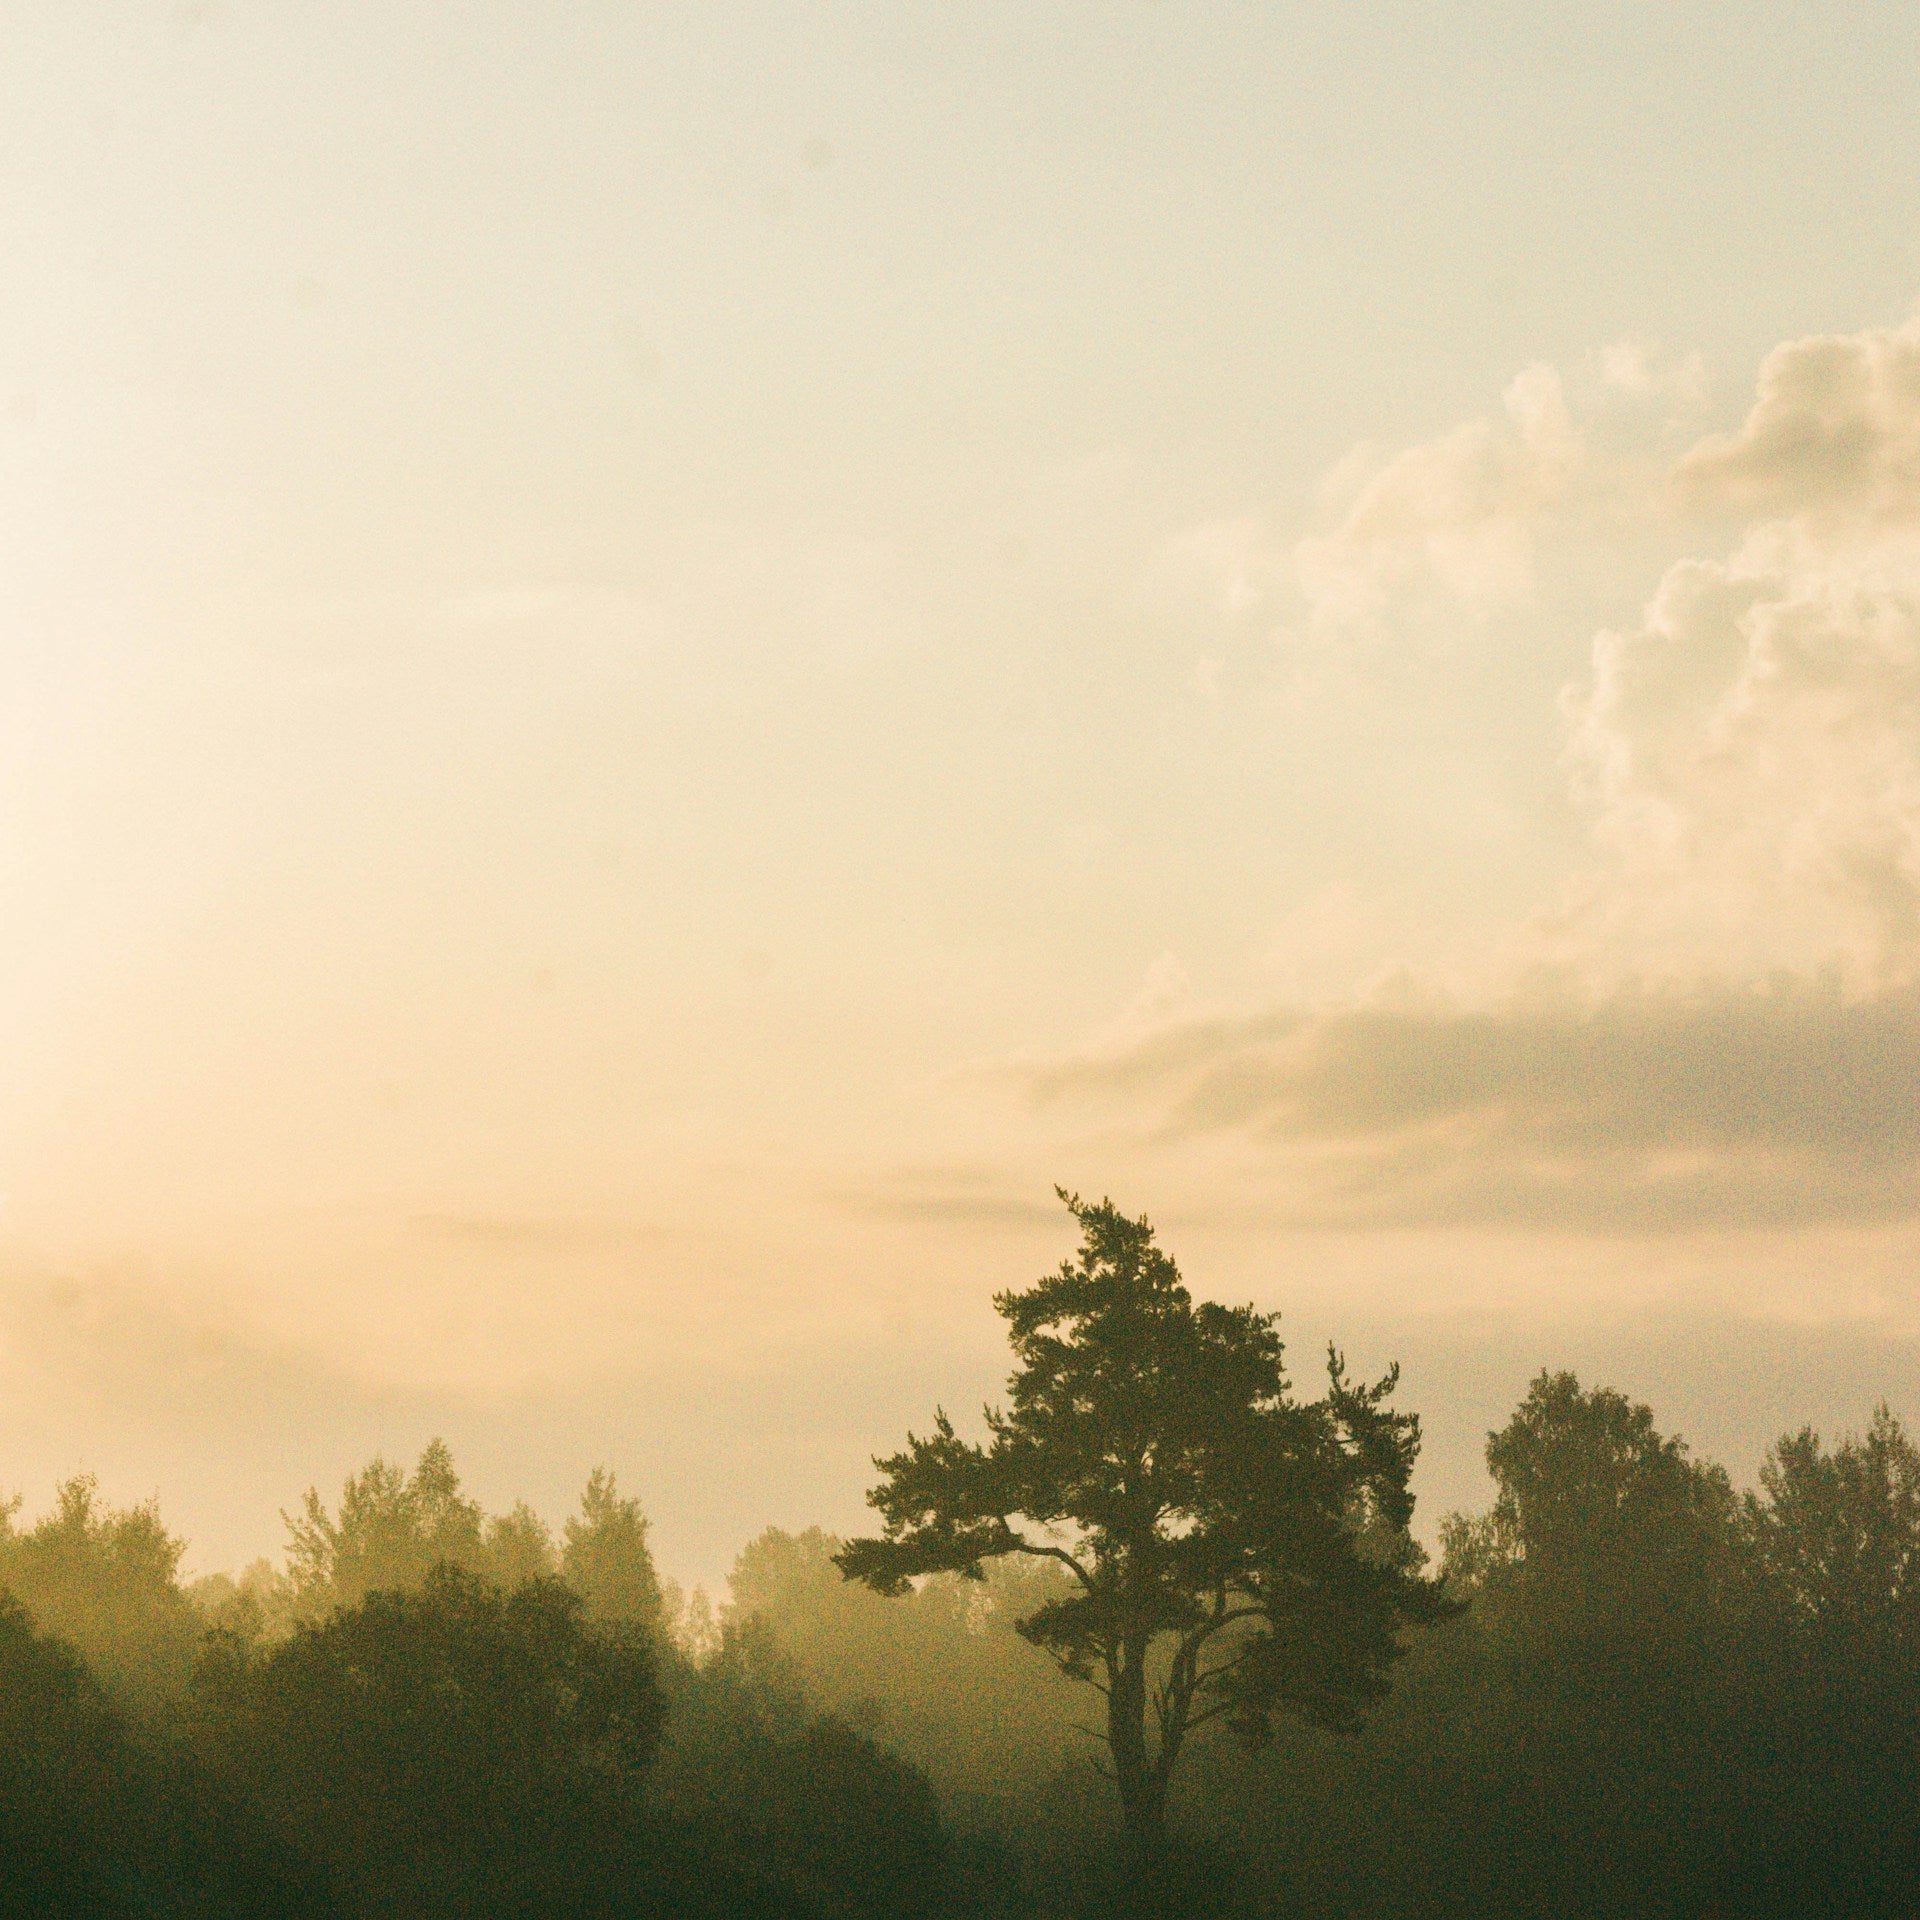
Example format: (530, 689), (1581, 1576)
(991, 1526), (1095, 1592)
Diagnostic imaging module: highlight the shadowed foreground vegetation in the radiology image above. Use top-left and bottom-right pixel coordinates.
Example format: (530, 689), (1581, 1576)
(4, 1210), (1919, 1915)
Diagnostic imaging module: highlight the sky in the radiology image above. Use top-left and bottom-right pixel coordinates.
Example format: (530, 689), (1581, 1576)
(6, 1), (1920, 1587)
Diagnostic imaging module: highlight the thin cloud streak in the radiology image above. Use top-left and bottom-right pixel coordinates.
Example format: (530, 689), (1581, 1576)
(1000, 983), (1920, 1232)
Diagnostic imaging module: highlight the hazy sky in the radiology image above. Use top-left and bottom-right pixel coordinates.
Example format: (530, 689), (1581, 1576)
(7, 2), (1920, 1586)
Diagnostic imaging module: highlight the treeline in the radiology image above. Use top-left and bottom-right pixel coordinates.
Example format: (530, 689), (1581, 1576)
(0, 1450), (942, 1918)
(700, 1376), (1920, 1919)
(3, 1376), (1918, 1916)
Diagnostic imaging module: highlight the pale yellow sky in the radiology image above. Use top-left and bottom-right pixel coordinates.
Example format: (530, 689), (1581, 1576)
(7, 2), (1920, 1583)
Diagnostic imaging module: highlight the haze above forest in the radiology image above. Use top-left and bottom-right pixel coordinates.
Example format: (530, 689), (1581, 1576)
(5, 2), (1920, 1584)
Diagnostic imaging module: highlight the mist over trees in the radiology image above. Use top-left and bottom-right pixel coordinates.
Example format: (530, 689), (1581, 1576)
(0, 1476), (200, 1708)
(1, 1198), (1918, 1916)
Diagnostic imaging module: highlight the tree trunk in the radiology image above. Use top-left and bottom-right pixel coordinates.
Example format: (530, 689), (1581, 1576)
(1107, 1639), (1168, 1856)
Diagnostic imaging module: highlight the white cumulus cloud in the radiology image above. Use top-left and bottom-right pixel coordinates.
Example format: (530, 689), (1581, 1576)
(1016, 309), (1920, 1233)
(1562, 313), (1920, 987)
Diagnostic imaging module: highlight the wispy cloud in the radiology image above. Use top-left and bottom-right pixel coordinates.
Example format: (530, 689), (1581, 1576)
(1002, 982), (1920, 1231)
(1290, 363), (1584, 634)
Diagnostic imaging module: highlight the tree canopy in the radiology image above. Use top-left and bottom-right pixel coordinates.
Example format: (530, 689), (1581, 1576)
(0, 1475), (199, 1708)
(192, 1563), (665, 1916)
(564, 1466), (667, 1635)
(1749, 1403), (1920, 1660)
(837, 1192), (1451, 1845)
(282, 1442), (669, 1643)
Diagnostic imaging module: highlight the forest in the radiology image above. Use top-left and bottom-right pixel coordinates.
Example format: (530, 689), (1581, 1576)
(5, 1202), (1918, 1919)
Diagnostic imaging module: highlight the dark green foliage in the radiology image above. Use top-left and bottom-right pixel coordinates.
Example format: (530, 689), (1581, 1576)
(1749, 1403), (1920, 1658)
(1170, 1376), (1920, 1920)
(1427, 1373), (1756, 1918)
(0, 1442), (952, 1918)
(7, 1331), (1920, 1916)
(0, 1590), (328, 1918)
(189, 1562), (665, 1916)
(1733, 1407), (1920, 1916)
(838, 1192), (1451, 1843)
(653, 1615), (949, 1920)
(171, 1541), (942, 1918)
(0, 1589), (154, 1918)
